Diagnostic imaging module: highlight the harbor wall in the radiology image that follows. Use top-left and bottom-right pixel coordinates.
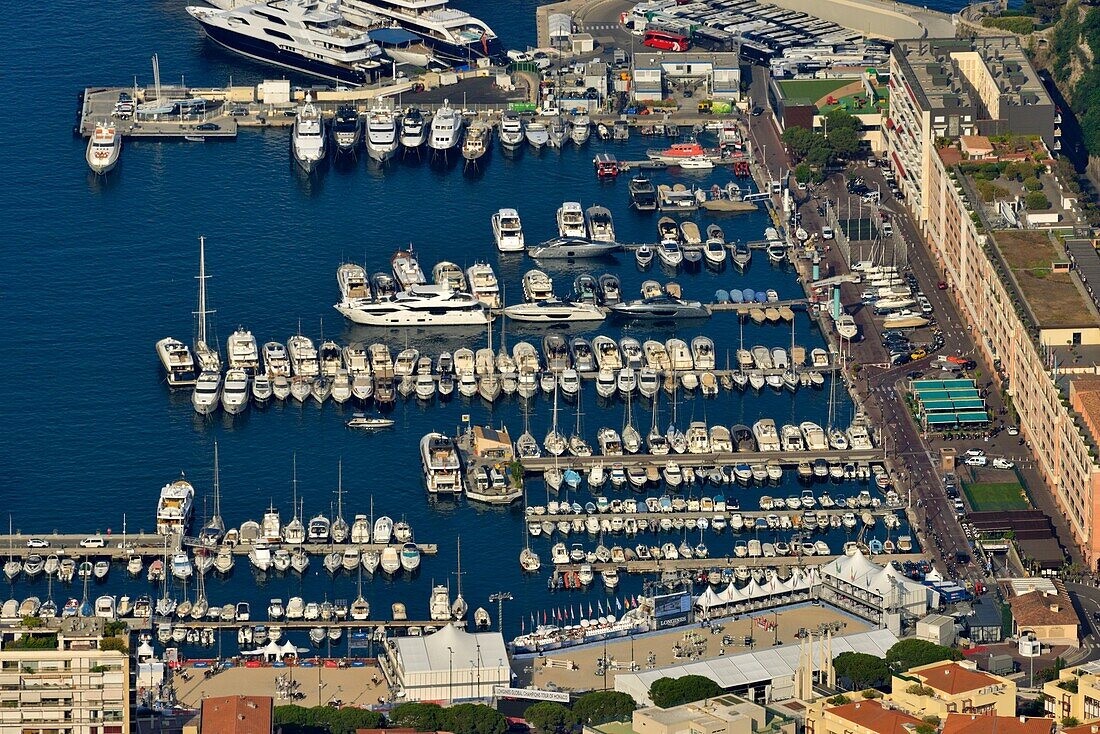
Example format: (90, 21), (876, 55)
(759, 0), (953, 40)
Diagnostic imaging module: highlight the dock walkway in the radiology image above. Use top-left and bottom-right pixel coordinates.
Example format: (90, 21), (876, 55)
(520, 448), (883, 473)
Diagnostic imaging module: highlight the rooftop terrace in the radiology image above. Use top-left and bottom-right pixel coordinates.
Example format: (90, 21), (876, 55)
(994, 230), (1098, 330)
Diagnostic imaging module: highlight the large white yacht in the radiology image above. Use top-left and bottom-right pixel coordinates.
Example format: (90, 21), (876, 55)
(365, 104), (400, 162)
(752, 419), (781, 452)
(157, 477), (196, 535)
(186, 0), (384, 85)
(85, 122), (121, 175)
(492, 209), (524, 252)
(156, 337), (198, 388)
(226, 328), (260, 372)
(338, 0), (503, 63)
(335, 284), (491, 326)
(556, 202), (586, 238)
(428, 100), (463, 156)
(420, 433), (464, 494)
(292, 96), (326, 172)
(499, 112), (524, 148)
(399, 108), (428, 150)
(221, 368), (250, 414)
(466, 263), (501, 309)
(192, 372), (222, 415)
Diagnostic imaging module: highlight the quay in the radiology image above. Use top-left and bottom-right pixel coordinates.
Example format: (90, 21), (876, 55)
(532, 506), (901, 524)
(129, 618), (455, 631)
(78, 87), (238, 139)
(519, 449), (884, 473)
(0, 534), (438, 560)
(548, 553), (926, 575)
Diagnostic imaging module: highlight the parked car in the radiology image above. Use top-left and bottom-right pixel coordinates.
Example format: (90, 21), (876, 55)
(26, 538), (49, 548)
(992, 458), (1015, 469)
(964, 448), (986, 458)
(79, 536), (106, 548)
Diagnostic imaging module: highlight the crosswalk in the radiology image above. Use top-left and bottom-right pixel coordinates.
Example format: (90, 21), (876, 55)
(578, 23), (621, 31)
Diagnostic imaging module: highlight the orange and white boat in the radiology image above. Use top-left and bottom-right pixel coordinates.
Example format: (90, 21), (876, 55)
(86, 122), (121, 175)
(646, 141), (710, 163)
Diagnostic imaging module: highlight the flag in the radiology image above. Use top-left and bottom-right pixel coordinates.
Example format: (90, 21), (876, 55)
(521, 616), (526, 632)
(542, 610), (547, 624)
(588, 601), (594, 617)
(616, 597), (622, 611)
(598, 599), (604, 614)
(531, 613), (536, 627)
(571, 605), (576, 621)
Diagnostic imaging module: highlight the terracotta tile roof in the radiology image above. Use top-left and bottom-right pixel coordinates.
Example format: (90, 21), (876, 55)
(942, 715), (1054, 734)
(200, 695), (272, 734)
(828, 700), (923, 734)
(1062, 723), (1100, 734)
(1007, 589), (1080, 629)
(912, 663), (1000, 695)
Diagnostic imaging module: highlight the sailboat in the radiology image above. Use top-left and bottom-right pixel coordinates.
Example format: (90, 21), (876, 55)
(516, 401), (540, 459)
(665, 384), (687, 453)
(451, 537), (467, 623)
(193, 236), (221, 374)
(191, 561), (209, 619)
(202, 441), (225, 545)
(568, 401), (592, 457)
(351, 562), (370, 621)
(648, 393), (669, 455)
(543, 381), (566, 456)
(4, 517), (20, 580)
(331, 461), (349, 543)
(519, 482), (541, 572)
(622, 391), (641, 453)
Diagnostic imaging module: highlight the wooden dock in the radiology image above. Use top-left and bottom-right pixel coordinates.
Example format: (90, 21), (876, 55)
(0, 533), (438, 560)
(519, 449), (884, 473)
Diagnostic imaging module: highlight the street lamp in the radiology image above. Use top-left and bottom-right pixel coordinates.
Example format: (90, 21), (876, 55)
(489, 591), (513, 633)
(447, 646), (454, 704)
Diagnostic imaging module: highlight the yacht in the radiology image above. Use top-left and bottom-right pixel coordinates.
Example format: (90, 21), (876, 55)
(263, 341), (292, 378)
(525, 121), (549, 149)
(421, 432), (464, 494)
(610, 294), (710, 320)
(522, 269), (554, 302)
(221, 368), (250, 414)
(226, 328), (260, 372)
(335, 284), (490, 326)
(428, 100), (463, 156)
(499, 112), (525, 147)
(156, 337), (198, 388)
(466, 263), (501, 309)
(291, 96), (327, 173)
(365, 104), (400, 162)
(432, 261), (466, 292)
(556, 202), (586, 238)
(391, 249), (426, 290)
(400, 108), (428, 150)
(571, 114), (590, 145)
(492, 208), (524, 252)
(85, 121), (121, 175)
(157, 477), (195, 535)
(504, 299), (605, 323)
(629, 176), (657, 210)
(752, 419), (780, 452)
(186, 0), (384, 85)
(339, 0), (503, 63)
(585, 205), (615, 243)
(331, 105), (363, 154)
(462, 120), (491, 162)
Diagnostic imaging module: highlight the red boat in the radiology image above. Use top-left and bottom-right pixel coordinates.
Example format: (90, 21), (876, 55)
(593, 153), (619, 178)
(646, 141), (710, 163)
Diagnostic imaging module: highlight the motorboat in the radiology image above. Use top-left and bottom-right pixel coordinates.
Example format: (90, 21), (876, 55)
(462, 119), (491, 162)
(610, 294), (709, 320)
(836, 314), (859, 340)
(466, 263), (501, 309)
(399, 108), (428, 150)
(365, 103), (400, 161)
(499, 112), (525, 148)
(157, 476), (196, 536)
(186, 1), (383, 85)
(525, 121), (549, 149)
(431, 261), (467, 292)
(290, 96), (327, 173)
(629, 176), (657, 210)
(155, 337), (198, 388)
(421, 433), (464, 494)
(220, 368), (249, 413)
(598, 274), (622, 305)
(732, 241), (751, 270)
(504, 299), (604, 323)
(86, 121), (121, 175)
(331, 105), (363, 154)
(191, 371), (221, 415)
(428, 99), (464, 156)
(657, 241), (683, 267)
(556, 202), (587, 238)
(528, 236), (621, 259)
(585, 206), (615, 243)
(523, 269), (554, 302)
(336, 284), (490, 326)
(492, 208), (524, 252)
(571, 113), (590, 145)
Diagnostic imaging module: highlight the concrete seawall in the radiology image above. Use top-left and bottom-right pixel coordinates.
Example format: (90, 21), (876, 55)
(767, 0), (956, 39)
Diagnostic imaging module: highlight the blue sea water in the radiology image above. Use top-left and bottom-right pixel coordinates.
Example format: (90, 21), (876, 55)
(1, 0), (935, 652)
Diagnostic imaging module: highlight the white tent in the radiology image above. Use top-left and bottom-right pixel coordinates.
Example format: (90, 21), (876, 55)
(384, 623), (511, 702)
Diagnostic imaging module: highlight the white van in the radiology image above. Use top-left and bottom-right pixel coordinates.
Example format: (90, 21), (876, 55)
(964, 456), (988, 467)
(882, 221), (893, 237)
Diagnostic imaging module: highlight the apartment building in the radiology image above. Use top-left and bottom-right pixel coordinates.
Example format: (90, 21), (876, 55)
(0, 617), (130, 734)
(887, 661), (1016, 718)
(1042, 661), (1100, 722)
(917, 131), (1100, 568)
(886, 36), (1057, 225)
(805, 699), (923, 734)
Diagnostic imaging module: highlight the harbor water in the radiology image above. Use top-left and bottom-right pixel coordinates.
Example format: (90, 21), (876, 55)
(1, 0), (938, 655)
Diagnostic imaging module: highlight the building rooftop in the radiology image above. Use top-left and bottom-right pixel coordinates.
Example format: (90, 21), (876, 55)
(942, 714), (1054, 734)
(1006, 588), (1079, 629)
(893, 36), (1050, 112)
(909, 662), (1002, 695)
(200, 695), (272, 734)
(992, 230), (1099, 330)
(827, 700), (923, 734)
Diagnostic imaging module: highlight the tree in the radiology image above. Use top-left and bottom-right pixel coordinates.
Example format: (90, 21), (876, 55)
(573, 691), (635, 724)
(649, 675), (723, 708)
(448, 703), (508, 734)
(100, 637), (128, 653)
(1025, 192), (1051, 210)
(795, 163), (813, 184)
(525, 702), (580, 733)
(823, 110), (862, 159)
(833, 652), (891, 690)
(885, 640), (961, 671)
(391, 702), (450, 731)
(323, 708), (385, 734)
(782, 126), (816, 161)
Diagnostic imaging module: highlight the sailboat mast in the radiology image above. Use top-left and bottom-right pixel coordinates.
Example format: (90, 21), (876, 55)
(212, 441), (222, 529)
(196, 236), (210, 345)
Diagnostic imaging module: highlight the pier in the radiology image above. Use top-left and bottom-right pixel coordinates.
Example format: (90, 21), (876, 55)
(531, 507), (900, 524)
(0, 534), (438, 560)
(547, 553), (926, 575)
(519, 449), (884, 473)
(78, 87), (238, 139)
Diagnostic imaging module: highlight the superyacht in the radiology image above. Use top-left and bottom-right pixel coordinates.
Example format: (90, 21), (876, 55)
(365, 104), (400, 162)
(331, 105), (363, 154)
(399, 108), (428, 151)
(428, 100), (464, 156)
(292, 96), (327, 173)
(186, 0), (384, 85)
(335, 284), (491, 326)
(338, 0), (504, 63)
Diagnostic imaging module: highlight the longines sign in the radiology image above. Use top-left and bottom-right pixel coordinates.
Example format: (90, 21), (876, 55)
(494, 686), (571, 703)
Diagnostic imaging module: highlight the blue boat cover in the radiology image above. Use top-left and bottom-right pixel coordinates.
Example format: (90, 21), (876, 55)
(368, 28), (422, 45)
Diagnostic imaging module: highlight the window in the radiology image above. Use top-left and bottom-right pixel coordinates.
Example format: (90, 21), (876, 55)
(264, 28), (294, 41)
